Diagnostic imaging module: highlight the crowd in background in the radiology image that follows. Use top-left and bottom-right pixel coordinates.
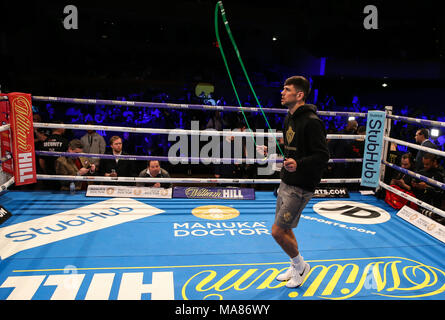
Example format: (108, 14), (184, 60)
(10, 89), (445, 225)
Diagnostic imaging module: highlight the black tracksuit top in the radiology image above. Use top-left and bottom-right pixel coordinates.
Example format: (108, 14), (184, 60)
(280, 104), (330, 192)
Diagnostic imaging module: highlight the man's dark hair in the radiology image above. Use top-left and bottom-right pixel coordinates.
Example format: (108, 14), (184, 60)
(422, 152), (436, 161)
(147, 160), (160, 166)
(401, 152), (414, 165)
(68, 139), (83, 150)
(357, 126), (366, 135)
(284, 76), (311, 101)
(417, 128), (430, 139)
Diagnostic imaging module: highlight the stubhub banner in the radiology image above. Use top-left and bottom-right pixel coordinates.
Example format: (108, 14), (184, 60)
(173, 187), (255, 200)
(0, 198), (164, 260)
(361, 110), (386, 188)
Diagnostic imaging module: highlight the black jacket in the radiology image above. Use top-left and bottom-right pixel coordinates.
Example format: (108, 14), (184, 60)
(280, 104), (329, 192)
(413, 166), (445, 207)
(98, 150), (134, 177)
(41, 134), (69, 174)
(415, 139), (438, 171)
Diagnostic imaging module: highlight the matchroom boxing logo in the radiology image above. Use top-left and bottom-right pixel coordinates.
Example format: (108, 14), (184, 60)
(191, 205), (240, 220)
(0, 198), (164, 259)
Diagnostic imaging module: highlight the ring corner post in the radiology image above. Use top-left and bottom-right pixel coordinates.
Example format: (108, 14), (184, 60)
(377, 105), (393, 193)
(7, 93), (37, 186)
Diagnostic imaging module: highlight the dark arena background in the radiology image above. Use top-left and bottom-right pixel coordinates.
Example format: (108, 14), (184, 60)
(0, 0), (444, 312)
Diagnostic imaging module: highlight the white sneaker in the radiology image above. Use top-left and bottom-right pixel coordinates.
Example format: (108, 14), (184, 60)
(285, 262), (311, 288)
(276, 264), (293, 281)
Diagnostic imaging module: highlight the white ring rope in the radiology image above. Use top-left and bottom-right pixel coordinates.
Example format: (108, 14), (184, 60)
(383, 111), (445, 221)
(387, 114), (445, 128)
(35, 150), (362, 164)
(383, 159), (445, 190)
(384, 136), (445, 158)
(0, 124), (10, 133)
(32, 95), (368, 118)
(3, 90), (445, 226)
(0, 153), (12, 164)
(379, 181), (445, 218)
(35, 122), (280, 137)
(36, 174), (361, 185)
(0, 176), (14, 192)
(34, 122), (365, 140)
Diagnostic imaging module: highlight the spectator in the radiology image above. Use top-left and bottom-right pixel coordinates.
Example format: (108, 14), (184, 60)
(206, 111), (224, 131)
(34, 128), (49, 174)
(414, 128), (438, 171)
(123, 107), (134, 123)
(349, 125), (366, 179)
(411, 153), (445, 208)
(198, 91), (206, 101)
(66, 106), (83, 123)
(32, 127), (50, 190)
(136, 160), (172, 188)
(122, 132), (136, 155)
(94, 106), (106, 124)
(80, 122), (106, 167)
(40, 125), (69, 190)
(55, 139), (95, 191)
(216, 96), (226, 106)
(215, 133), (237, 180)
(98, 136), (134, 185)
(328, 119), (358, 178)
(46, 104), (55, 121)
(215, 122), (254, 186)
(390, 153), (415, 192)
(207, 93), (216, 106)
(351, 126), (366, 157)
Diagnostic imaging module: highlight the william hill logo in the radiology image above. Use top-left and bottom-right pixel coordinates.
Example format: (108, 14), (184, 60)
(181, 257), (445, 300)
(185, 188), (243, 199)
(173, 187), (255, 200)
(1, 256), (443, 299)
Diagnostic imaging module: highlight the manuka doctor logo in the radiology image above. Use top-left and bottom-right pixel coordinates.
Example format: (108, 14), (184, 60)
(0, 198), (164, 259)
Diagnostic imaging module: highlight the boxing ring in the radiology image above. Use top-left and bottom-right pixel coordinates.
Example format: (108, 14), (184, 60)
(0, 94), (444, 301)
(0, 0), (444, 301)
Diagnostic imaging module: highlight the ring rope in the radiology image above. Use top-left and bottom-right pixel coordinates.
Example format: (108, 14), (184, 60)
(32, 95), (286, 113)
(36, 150), (272, 164)
(0, 124), (10, 133)
(383, 112), (445, 221)
(0, 176), (14, 192)
(379, 181), (445, 218)
(319, 111), (367, 118)
(33, 122), (365, 140)
(32, 96), (367, 117)
(382, 159), (445, 190)
(35, 150), (361, 164)
(384, 136), (445, 158)
(387, 114), (445, 128)
(34, 122), (282, 137)
(327, 134), (365, 140)
(0, 153), (12, 165)
(36, 174), (361, 185)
